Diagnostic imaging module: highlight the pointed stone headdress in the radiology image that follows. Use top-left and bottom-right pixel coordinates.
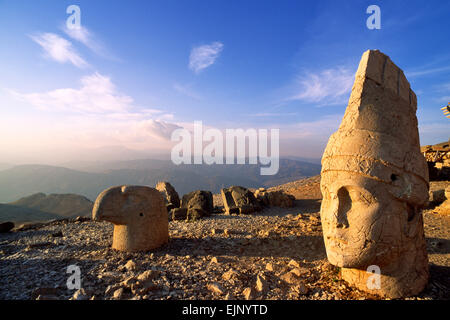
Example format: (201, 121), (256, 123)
(321, 50), (429, 206)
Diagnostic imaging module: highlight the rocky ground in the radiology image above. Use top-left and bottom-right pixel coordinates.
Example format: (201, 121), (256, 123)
(0, 177), (449, 300)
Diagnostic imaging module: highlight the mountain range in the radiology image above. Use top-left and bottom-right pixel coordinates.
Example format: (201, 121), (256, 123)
(0, 158), (321, 203)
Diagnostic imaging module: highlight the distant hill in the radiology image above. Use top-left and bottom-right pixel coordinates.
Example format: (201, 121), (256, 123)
(0, 159), (321, 203)
(9, 193), (93, 218)
(0, 204), (61, 223)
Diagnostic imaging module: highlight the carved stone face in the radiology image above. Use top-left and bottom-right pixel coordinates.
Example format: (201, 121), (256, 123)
(320, 171), (419, 268)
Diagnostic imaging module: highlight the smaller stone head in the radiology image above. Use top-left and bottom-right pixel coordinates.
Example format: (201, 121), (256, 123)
(92, 185), (168, 252)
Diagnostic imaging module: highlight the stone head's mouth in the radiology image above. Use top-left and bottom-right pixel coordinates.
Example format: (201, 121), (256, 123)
(326, 236), (349, 247)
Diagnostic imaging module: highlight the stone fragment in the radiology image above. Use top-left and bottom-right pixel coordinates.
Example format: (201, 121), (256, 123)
(222, 269), (238, 281)
(71, 288), (88, 300)
(156, 181), (180, 210)
(265, 263), (275, 272)
(290, 267), (308, 277)
(221, 186), (261, 215)
(207, 282), (224, 295)
(137, 270), (159, 282)
(113, 288), (124, 299)
(92, 185), (168, 252)
(320, 49), (429, 298)
(181, 190), (213, 220)
(280, 271), (300, 285)
(288, 259), (300, 268)
(243, 287), (255, 300)
(256, 274), (268, 293)
(255, 190), (295, 208)
(210, 256), (220, 264)
(292, 282), (309, 295)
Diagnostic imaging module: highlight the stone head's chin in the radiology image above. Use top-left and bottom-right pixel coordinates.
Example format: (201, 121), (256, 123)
(325, 236), (379, 268)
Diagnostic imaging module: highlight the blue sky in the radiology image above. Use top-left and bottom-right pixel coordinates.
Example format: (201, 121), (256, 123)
(0, 0), (449, 164)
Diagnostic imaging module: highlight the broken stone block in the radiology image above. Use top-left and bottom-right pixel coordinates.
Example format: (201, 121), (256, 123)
(254, 189), (295, 208)
(221, 186), (261, 215)
(156, 181), (180, 211)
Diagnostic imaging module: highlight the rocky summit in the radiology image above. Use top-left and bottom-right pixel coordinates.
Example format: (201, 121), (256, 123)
(0, 176), (448, 300)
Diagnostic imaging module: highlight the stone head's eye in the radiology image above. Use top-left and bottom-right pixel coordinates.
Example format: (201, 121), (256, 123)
(139, 212), (144, 217)
(336, 187), (351, 228)
(391, 174), (398, 182)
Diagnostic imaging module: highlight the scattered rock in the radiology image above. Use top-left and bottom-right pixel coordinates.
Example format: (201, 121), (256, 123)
(71, 288), (88, 300)
(243, 287), (255, 300)
(292, 282), (309, 295)
(124, 260), (137, 271)
(280, 271), (301, 285)
(256, 274), (268, 293)
(290, 267), (308, 277)
(222, 269), (238, 281)
(137, 270), (159, 282)
(113, 288), (124, 299)
(207, 282), (224, 295)
(288, 259), (301, 268)
(266, 263), (275, 272)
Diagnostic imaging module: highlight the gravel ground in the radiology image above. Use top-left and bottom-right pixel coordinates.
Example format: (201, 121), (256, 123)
(0, 178), (448, 300)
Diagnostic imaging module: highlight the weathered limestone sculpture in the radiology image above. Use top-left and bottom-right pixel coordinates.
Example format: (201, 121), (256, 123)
(320, 50), (429, 298)
(92, 185), (168, 252)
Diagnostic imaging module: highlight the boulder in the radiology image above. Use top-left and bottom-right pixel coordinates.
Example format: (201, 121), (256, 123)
(221, 186), (261, 215)
(155, 181), (180, 210)
(181, 190), (213, 219)
(92, 185), (168, 252)
(255, 189), (295, 208)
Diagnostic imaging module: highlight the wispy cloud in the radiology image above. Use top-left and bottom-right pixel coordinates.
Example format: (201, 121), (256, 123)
(11, 72), (133, 114)
(189, 42), (224, 73)
(63, 25), (117, 61)
(406, 65), (450, 78)
(30, 32), (88, 68)
(288, 67), (354, 105)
